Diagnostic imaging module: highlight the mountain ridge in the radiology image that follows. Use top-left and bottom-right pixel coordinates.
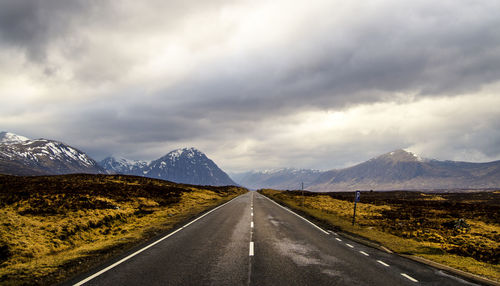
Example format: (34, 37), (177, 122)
(0, 132), (105, 175)
(231, 168), (322, 190)
(232, 149), (500, 191)
(310, 149), (500, 191)
(100, 147), (236, 186)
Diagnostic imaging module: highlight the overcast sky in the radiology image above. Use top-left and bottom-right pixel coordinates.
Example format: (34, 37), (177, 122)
(1, 0), (500, 172)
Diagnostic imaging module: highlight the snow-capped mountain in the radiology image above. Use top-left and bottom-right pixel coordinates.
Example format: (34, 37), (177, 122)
(232, 168), (322, 190)
(0, 131), (29, 144)
(99, 157), (148, 175)
(100, 148), (236, 186)
(0, 132), (105, 175)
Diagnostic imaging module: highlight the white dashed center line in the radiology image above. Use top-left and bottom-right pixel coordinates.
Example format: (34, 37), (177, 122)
(249, 241), (254, 256)
(346, 243), (354, 248)
(335, 238), (342, 242)
(377, 260), (390, 267)
(401, 273), (418, 282)
(251, 221), (254, 228)
(359, 251), (369, 256)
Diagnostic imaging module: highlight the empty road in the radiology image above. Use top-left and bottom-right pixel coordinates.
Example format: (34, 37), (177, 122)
(67, 192), (481, 285)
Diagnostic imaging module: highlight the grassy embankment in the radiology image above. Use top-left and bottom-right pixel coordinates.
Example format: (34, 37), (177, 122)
(0, 174), (247, 285)
(259, 189), (500, 281)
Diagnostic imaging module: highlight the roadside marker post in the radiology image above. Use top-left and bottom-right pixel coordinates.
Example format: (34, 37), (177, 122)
(301, 182), (305, 207)
(352, 191), (361, 226)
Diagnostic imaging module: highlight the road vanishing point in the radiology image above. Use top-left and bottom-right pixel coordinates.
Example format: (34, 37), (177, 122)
(66, 192), (482, 286)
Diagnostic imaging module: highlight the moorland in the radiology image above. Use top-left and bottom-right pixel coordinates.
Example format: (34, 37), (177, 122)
(0, 174), (246, 285)
(259, 189), (500, 281)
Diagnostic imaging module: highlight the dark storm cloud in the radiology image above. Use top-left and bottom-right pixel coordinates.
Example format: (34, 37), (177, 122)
(168, 1), (500, 118)
(2, 0), (500, 170)
(0, 0), (92, 61)
(0, 0), (232, 74)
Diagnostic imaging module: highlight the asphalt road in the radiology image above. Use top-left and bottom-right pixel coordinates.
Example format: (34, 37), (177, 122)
(67, 192), (482, 286)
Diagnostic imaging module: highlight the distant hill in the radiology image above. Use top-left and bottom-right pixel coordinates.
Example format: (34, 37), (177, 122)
(0, 131), (105, 175)
(232, 168), (322, 190)
(309, 149), (500, 191)
(100, 148), (236, 186)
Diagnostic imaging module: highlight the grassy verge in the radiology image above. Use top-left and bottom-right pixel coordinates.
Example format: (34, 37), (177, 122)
(259, 189), (500, 282)
(0, 174), (247, 285)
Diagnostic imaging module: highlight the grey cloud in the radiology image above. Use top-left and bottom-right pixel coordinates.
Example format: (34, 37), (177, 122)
(0, 0), (90, 61)
(2, 0), (500, 171)
(0, 0), (235, 83)
(144, 1), (500, 125)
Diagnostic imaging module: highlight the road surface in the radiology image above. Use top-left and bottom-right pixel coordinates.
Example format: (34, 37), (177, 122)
(66, 192), (482, 286)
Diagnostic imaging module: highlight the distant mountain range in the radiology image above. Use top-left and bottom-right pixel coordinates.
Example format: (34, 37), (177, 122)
(3, 131), (499, 191)
(233, 149), (500, 191)
(99, 157), (148, 176)
(231, 168), (321, 190)
(0, 132), (235, 187)
(100, 148), (236, 186)
(0, 132), (104, 175)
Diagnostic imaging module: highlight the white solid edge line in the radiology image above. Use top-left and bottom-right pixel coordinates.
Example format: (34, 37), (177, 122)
(260, 194), (329, 235)
(377, 260), (390, 267)
(346, 243), (354, 248)
(249, 241), (254, 256)
(73, 195), (242, 286)
(401, 273), (418, 282)
(359, 251), (369, 256)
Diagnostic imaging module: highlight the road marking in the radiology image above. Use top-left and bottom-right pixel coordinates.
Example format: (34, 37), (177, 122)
(401, 273), (418, 282)
(251, 212), (253, 216)
(251, 221), (254, 228)
(260, 194), (329, 235)
(377, 260), (390, 267)
(249, 242), (254, 256)
(346, 243), (354, 248)
(72, 195), (242, 286)
(359, 251), (369, 256)
(335, 238), (342, 241)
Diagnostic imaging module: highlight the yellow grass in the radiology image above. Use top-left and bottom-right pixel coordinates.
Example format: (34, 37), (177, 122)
(0, 176), (246, 285)
(259, 189), (500, 282)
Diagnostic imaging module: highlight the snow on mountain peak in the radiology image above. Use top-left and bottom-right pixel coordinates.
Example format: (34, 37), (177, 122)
(166, 147), (203, 160)
(381, 149), (423, 162)
(403, 148), (423, 162)
(0, 131), (30, 144)
(99, 156), (148, 173)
